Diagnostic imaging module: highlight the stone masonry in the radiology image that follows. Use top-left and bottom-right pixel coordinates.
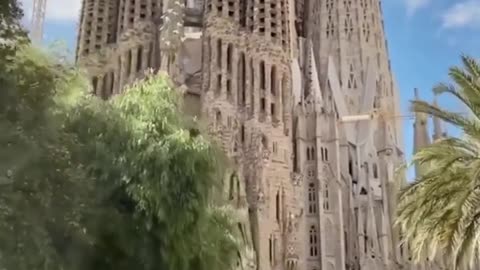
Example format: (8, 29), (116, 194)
(76, 0), (432, 269)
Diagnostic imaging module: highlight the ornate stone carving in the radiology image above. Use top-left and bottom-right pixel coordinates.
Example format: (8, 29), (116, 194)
(290, 172), (303, 186)
(285, 209), (303, 270)
(262, 148), (271, 161)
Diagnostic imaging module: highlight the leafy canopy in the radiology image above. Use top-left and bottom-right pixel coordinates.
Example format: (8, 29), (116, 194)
(0, 45), (241, 270)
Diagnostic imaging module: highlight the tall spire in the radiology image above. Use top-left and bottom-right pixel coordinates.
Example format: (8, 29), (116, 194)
(413, 88), (431, 176)
(432, 93), (446, 141)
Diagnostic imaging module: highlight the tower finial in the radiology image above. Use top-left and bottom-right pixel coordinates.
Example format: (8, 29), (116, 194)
(413, 88), (431, 176)
(432, 92), (446, 141)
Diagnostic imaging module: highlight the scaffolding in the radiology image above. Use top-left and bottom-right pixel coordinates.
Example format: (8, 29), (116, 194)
(30, 0), (47, 43)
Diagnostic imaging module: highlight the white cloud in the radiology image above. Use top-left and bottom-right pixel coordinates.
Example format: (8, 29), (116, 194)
(405, 0), (431, 16)
(20, 0), (82, 22)
(442, 0), (480, 28)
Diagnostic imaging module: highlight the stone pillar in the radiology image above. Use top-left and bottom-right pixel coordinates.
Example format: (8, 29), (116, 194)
(265, 63), (272, 122)
(131, 47), (139, 76)
(231, 47), (238, 105)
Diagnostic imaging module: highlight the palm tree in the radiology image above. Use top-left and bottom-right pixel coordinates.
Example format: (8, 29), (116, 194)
(396, 55), (480, 270)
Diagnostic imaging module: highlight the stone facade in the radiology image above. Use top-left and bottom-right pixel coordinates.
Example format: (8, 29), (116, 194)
(76, 1), (425, 269)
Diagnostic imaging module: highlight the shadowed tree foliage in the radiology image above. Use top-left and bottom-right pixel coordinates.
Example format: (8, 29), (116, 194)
(0, 45), (242, 270)
(396, 55), (480, 270)
(0, 0), (28, 60)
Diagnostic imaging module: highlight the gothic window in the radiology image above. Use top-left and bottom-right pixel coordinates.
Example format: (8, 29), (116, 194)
(308, 183), (317, 214)
(260, 61), (266, 90)
(136, 46), (143, 72)
(108, 71), (114, 96)
(364, 230), (368, 254)
(321, 147), (325, 161)
(323, 183), (330, 210)
(101, 74), (108, 100)
(271, 66), (276, 95)
(348, 158), (353, 176)
(269, 235), (276, 264)
(347, 64), (358, 89)
(126, 50), (132, 75)
(325, 148), (329, 161)
(227, 43), (233, 73)
(262, 135), (268, 149)
(238, 52), (246, 105)
(276, 190), (280, 223)
(365, 24), (371, 42)
(311, 147), (315, 160)
(227, 79), (231, 97)
(217, 74), (222, 92)
(229, 174), (235, 200)
(216, 39), (222, 68)
(241, 125), (245, 143)
(215, 110), (222, 126)
(227, 0), (235, 17)
(270, 1), (278, 38)
(373, 163), (378, 178)
(261, 98), (266, 112)
(309, 225), (318, 257)
(91, 76), (98, 94)
(239, 0), (247, 27)
(250, 59), (255, 115)
(306, 147), (311, 161)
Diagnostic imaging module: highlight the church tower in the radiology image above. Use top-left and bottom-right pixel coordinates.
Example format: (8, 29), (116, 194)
(75, 1), (411, 270)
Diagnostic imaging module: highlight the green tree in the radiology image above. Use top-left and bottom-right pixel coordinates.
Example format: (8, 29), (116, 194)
(396, 55), (480, 269)
(0, 45), (241, 270)
(0, 0), (28, 59)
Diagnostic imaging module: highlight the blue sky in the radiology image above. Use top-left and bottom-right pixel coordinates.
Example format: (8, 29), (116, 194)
(19, 0), (480, 180)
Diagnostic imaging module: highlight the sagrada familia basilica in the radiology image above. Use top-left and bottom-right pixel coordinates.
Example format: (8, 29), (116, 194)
(75, 0), (447, 269)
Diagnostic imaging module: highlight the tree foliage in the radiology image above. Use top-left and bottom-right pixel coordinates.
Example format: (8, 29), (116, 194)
(396, 55), (480, 269)
(0, 0), (28, 63)
(0, 45), (241, 270)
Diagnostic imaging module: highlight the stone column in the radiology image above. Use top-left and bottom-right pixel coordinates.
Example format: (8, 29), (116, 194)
(131, 47), (139, 76)
(231, 47), (238, 105)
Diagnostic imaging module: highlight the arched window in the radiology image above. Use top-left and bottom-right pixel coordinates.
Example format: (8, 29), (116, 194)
(238, 52), (246, 105)
(323, 183), (330, 210)
(271, 66), (276, 95)
(240, 125), (245, 143)
(250, 59), (255, 115)
(311, 147), (316, 160)
(215, 110), (222, 125)
(373, 163), (378, 178)
(227, 43), (233, 72)
(309, 225), (318, 257)
(216, 39), (222, 68)
(306, 147), (311, 160)
(275, 190), (280, 222)
(136, 45), (143, 72)
(321, 147), (325, 161)
(325, 148), (329, 161)
(260, 61), (266, 90)
(308, 183), (317, 214)
(229, 174), (235, 200)
(91, 76), (98, 94)
(261, 135), (268, 149)
(126, 50), (132, 75)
